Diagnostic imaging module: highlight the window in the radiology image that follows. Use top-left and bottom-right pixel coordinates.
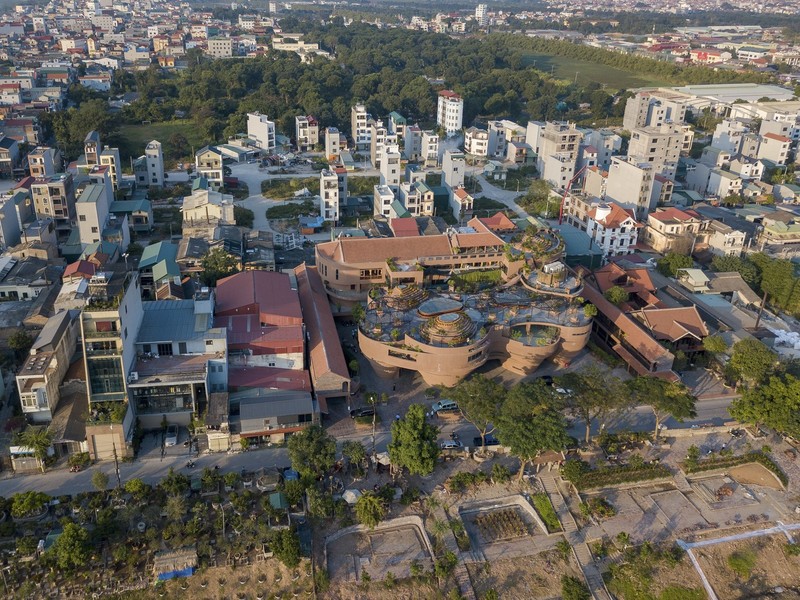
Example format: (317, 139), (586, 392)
(142, 344), (151, 353)
(79, 215), (86, 221)
(157, 343), (173, 356)
(205, 340), (214, 346)
(178, 342), (187, 354)
(91, 227), (98, 233)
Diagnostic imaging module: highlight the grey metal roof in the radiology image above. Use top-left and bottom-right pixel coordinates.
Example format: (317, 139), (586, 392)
(137, 300), (224, 343)
(235, 389), (313, 422)
(32, 309), (78, 352)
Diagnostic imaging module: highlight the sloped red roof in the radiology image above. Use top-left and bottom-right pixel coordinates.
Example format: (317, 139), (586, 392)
(228, 366), (311, 392)
(215, 271), (302, 326)
(63, 260), (96, 280)
(390, 217), (420, 237)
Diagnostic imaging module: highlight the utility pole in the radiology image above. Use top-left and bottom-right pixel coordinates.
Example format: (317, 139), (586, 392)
(112, 441), (121, 490)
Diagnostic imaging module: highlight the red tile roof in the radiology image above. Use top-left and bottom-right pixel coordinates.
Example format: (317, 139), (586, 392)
(390, 217), (420, 237)
(215, 271), (302, 326)
(588, 203), (640, 230)
(636, 307), (709, 343)
(228, 366), (311, 392)
(469, 212), (516, 232)
(648, 207), (702, 224)
(63, 260), (96, 281)
(763, 132), (790, 143)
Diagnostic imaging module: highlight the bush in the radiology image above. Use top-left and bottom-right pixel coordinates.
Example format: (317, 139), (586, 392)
(727, 549), (756, 578)
(580, 496), (617, 519)
(491, 463), (511, 484)
(563, 459), (671, 491)
(561, 459), (590, 484)
(11, 491), (50, 518)
(784, 543), (800, 556)
(434, 550), (458, 579)
(446, 470), (489, 493)
(681, 451), (788, 486)
(561, 575), (591, 600)
(531, 493), (562, 532)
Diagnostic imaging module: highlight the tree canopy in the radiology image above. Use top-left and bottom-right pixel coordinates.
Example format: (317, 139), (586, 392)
(287, 425), (337, 479)
(730, 374), (800, 437)
(14, 426), (53, 473)
(49, 523), (91, 572)
(729, 338), (777, 386)
(355, 492), (386, 529)
(200, 247), (239, 287)
(388, 404), (439, 476)
(656, 253), (694, 278)
(448, 374), (506, 449)
(603, 286), (630, 306)
(495, 382), (570, 480)
(559, 367), (631, 444)
(627, 377), (696, 439)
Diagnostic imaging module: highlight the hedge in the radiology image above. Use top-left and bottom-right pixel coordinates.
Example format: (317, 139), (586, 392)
(530, 493), (562, 533)
(681, 451), (788, 487)
(572, 463), (672, 491)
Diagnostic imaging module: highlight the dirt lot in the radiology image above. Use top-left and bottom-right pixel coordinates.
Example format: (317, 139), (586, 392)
(117, 557), (314, 599)
(325, 576), (446, 599)
(729, 463), (784, 490)
(694, 534), (800, 599)
(466, 549), (583, 600)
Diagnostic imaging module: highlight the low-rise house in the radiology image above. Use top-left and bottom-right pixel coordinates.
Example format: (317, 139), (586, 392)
(195, 147), (224, 185)
(642, 207), (706, 254)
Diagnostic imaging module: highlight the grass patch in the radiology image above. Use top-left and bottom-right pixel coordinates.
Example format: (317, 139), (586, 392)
(261, 177), (319, 200)
(354, 415), (380, 426)
(116, 120), (210, 166)
(266, 199), (317, 220)
(450, 269), (502, 292)
(521, 53), (667, 91)
(530, 493), (562, 533)
(681, 451), (788, 487)
(234, 206), (254, 228)
(606, 543), (694, 600)
(348, 175), (379, 197)
(727, 549), (756, 579)
(471, 197), (512, 218)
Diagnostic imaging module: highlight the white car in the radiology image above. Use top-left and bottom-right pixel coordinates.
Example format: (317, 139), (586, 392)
(440, 440), (462, 450)
(165, 424), (178, 447)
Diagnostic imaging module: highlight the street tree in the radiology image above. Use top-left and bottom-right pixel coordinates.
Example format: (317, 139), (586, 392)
(342, 440), (367, 471)
(729, 374), (800, 438)
(91, 470), (109, 493)
(355, 492), (386, 529)
(559, 367), (632, 444)
(702, 334), (728, 355)
(388, 404), (439, 476)
(124, 478), (151, 503)
(49, 523), (91, 572)
(165, 494), (187, 523)
(15, 426), (53, 473)
(448, 374), (506, 451)
(8, 329), (34, 359)
(709, 255), (759, 287)
(199, 247), (239, 286)
(271, 528), (301, 568)
(287, 425), (337, 479)
(729, 338), (777, 386)
(627, 377), (696, 440)
(495, 382), (570, 481)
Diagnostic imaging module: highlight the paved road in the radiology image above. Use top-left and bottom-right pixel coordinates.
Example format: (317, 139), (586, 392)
(473, 173), (530, 219)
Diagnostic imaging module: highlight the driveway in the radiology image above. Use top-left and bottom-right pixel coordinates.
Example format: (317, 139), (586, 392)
(474, 174), (530, 219)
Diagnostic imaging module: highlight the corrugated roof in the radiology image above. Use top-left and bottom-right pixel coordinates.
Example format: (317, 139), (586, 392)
(138, 299), (223, 343)
(139, 241), (178, 269)
(235, 389), (313, 423)
(294, 264), (350, 388)
(215, 271), (303, 325)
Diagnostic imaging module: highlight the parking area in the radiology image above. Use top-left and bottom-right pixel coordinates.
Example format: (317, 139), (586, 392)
(136, 425), (196, 461)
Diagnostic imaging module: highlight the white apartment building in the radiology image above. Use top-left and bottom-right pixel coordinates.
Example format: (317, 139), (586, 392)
(325, 127), (343, 159)
(604, 158), (659, 219)
(437, 90), (464, 135)
(99, 148), (121, 190)
(319, 168), (346, 222)
(758, 133), (791, 165)
(207, 37), (233, 58)
(421, 130), (439, 167)
(399, 180), (434, 216)
(712, 119), (750, 155)
(581, 128), (622, 170)
(450, 187), (473, 222)
(27, 146), (60, 178)
(295, 115), (319, 151)
(442, 150), (465, 191)
(464, 127), (489, 157)
(373, 184), (396, 218)
(247, 113), (276, 153)
(530, 121), (582, 188)
(403, 126), (422, 161)
(351, 104), (370, 151)
(380, 145), (401, 192)
(475, 3), (488, 26)
(76, 183), (110, 246)
(707, 169), (743, 199)
(487, 121), (507, 158)
(145, 140), (164, 188)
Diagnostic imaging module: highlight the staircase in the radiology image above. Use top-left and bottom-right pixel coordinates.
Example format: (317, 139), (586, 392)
(674, 471), (692, 493)
(539, 474), (611, 600)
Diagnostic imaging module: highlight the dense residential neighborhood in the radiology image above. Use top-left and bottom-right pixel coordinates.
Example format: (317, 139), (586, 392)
(0, 0), (799, 598)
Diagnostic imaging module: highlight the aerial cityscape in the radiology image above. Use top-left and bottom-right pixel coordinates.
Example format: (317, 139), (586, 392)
(0, 0), (799, 598)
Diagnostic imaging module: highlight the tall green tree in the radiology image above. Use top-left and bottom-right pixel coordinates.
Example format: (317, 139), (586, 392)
(603, 286), (630, 306)
(342, 440), (367, 471)
(627, 377), (696, 440)
(559, 367), (631, 444)
(91, 470), (109, 493)
(355, 491), (386, 529)
(15, 426), (53, 473)
(8, 329), (34, 359)
(729, 338), (777, 386)
(495, 382), (570, 481)
(287, 425), (336, 479)
(448, 374), (506, 450)
(49, 523), (91, 572)
(200, 247), (239, 286)
(709, 255), (759, 287)
(702, 334), (728, 355)
(388, 404), (439, 476)
(730, 374), (800, 437)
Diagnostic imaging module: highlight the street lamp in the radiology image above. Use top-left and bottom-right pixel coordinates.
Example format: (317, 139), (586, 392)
(122, 253), (129, 272)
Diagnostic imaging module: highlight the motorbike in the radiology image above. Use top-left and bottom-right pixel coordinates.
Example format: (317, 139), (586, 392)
(186, 459), (196, 469)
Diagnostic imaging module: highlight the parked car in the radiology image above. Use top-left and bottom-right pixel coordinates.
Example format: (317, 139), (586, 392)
(165, 424), (178, 447)
(350, 407), (375, 419)
(473, 435), (500, 447)
(440, 440), (463, 450)
(432, 399), (458, 413)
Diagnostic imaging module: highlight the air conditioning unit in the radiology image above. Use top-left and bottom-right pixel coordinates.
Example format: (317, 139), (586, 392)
(127, 371), (139, 383)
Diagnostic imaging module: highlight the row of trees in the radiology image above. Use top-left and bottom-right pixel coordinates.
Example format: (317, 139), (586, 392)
(450, 369), (697, 476)
(710, 253), (800, 316)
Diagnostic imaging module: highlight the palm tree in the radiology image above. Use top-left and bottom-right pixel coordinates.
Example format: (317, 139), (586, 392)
(16, 426), (53, 473)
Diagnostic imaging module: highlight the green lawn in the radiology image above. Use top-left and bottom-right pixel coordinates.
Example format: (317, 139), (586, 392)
(115, 120), (211, 166)
(522, 54), (667, 91)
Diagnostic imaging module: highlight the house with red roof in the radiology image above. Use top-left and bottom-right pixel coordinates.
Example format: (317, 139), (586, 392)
(642, 207), (708, 254)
